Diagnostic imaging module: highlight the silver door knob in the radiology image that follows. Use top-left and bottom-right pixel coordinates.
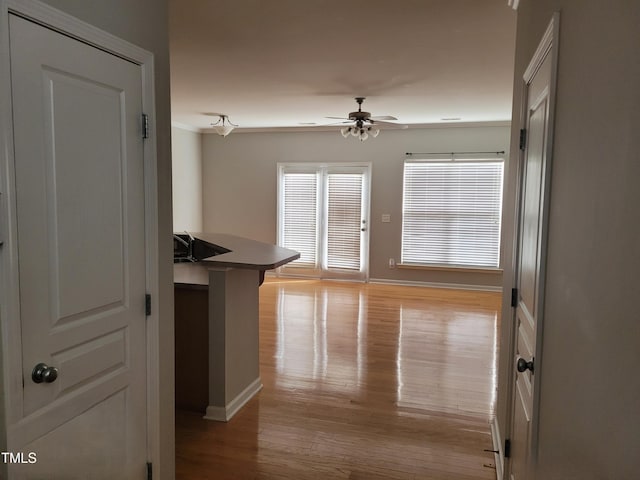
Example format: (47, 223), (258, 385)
(516, 357), (534, 373)
(32, 363), (58, 384)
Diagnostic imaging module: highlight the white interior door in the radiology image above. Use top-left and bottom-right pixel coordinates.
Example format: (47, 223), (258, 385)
(278, 164), (370, 281)
(509, 21), (556, 480)
(7, 14), (147, 478)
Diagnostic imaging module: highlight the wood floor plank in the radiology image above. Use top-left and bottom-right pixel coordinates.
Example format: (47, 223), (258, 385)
(176, 279), (501, 479)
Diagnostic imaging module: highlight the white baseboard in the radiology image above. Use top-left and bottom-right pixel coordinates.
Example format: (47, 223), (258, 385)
(490, 417), (504, 480)
(265, 270), (502, 293)
(369, 278), (502, 292)
(266, 272), (501, 292)
(204, 378), (263, 422)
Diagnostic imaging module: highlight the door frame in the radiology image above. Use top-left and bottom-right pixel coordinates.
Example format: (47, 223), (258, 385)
(504, 13), (560, 479)
(277, 162), (372, 281)
(0, 0), (161, 476)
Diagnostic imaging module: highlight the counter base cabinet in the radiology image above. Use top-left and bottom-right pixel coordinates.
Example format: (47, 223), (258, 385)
(175, 287), (209, 412)
(174, 267), (263, 421)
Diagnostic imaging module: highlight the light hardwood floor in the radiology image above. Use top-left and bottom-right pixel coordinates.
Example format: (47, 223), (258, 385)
(176, 278), (501, 479)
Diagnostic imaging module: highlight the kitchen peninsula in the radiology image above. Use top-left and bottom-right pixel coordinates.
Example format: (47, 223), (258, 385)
(174, 232), (299, 421)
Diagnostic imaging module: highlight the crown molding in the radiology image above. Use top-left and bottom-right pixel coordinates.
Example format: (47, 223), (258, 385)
(171, 121), (201, 133)
(199, 120), (511, 135)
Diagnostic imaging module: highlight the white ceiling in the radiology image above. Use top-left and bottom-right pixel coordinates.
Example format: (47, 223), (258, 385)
(169, 0), (517, 131)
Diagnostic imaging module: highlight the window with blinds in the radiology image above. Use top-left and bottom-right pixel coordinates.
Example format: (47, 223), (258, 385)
(281, 172), (319, 268)
(401, 159), (504, 268)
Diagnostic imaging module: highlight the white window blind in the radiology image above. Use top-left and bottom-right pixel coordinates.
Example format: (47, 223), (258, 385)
(401, 160), (504, 268)
(281, 172), (318, 268)
(326, 173), (363, 270)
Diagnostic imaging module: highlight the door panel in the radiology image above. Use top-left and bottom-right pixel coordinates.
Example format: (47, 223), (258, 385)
(510, 379), (531, 480)
(8, 14), (146, 478)
(45, 69), (127, 322)
(325, 172), (365, 274)
(518, 95), (547, 318)
(19, 391), (129, 478)
(510, 43), (553, 480)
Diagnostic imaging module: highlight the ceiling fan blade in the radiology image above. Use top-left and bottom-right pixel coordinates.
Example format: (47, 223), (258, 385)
(325, 116), (350, 120)
(370, 119), (408, 129)
(370, 115), (398, 121)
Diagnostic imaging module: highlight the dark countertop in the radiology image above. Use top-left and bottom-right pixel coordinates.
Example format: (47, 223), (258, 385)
(174, 232), (299, 287)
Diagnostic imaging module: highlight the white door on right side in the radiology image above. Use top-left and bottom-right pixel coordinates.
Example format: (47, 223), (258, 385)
(509, 28), (555, 480)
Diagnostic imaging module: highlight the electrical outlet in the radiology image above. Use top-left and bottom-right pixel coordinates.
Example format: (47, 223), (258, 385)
(389, 258), (395, 268)
(381, 214), (391, 223)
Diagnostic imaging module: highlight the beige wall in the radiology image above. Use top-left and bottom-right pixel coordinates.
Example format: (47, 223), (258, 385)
(37, 0), (175, 477)
(172, 126), (203, 231)
(497, 1), (640, 478)
(202, 125), (511, 288)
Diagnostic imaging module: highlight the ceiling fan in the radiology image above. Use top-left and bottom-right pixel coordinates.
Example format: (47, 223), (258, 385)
(327, 97), (407, 141)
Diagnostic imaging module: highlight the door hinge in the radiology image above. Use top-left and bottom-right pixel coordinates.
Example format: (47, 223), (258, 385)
(145, 294), (151, 316)
(146, 462), (152, 480)
(519, 128), (527, 150)
(511, 288), (518, 307)
(504, 439), (511, 458)
(142, 113), (149, 139)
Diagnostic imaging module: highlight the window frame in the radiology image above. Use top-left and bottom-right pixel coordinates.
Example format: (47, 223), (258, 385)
(400, 156), (505, 270)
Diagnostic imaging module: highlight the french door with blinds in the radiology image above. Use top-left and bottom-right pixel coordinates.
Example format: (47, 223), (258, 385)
(277, 163), (371, 280)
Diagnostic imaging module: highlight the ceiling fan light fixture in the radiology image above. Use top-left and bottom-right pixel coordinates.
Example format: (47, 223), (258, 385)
(334, 98), (398, 142)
